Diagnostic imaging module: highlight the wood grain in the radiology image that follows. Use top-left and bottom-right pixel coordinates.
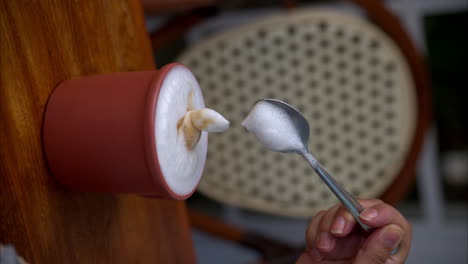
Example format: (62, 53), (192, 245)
(0, 1), (195, 263)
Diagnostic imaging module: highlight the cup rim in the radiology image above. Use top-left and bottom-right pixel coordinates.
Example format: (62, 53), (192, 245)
(144, 63), (203, 200)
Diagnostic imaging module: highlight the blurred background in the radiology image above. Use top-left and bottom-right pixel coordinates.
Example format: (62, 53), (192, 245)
(144, 0), (467, 263)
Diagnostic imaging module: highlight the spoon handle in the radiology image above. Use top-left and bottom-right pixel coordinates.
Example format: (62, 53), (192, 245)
(302, 152), (372, 232)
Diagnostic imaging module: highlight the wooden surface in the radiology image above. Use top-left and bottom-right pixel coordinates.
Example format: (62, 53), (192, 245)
(0, 1), (195, 263)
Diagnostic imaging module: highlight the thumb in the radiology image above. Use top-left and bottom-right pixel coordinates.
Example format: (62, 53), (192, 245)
(354, 224), (403, 264)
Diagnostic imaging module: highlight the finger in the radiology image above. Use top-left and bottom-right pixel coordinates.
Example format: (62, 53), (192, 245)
(359, 203), (412, 262)
(318, 203), (341, 233)
(320, 232), (364, 260)
(330, 199), (384, 237)
(359, 203), (410, 230)
(329, 209), (355, 237)
(315, 204), (341, 253)
(354, 224), (404, 264)
(322, 200), (385, 260)
(306, 210), (326, 249)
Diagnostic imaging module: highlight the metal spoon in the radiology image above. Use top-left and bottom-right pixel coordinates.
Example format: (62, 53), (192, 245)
(259, 99), (372, 232)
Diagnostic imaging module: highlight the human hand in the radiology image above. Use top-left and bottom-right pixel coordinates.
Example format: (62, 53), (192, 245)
(296, 199), (412, 264)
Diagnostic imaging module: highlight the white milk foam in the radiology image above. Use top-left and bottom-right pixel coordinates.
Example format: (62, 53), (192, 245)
(192, 108), (229, 132)
(241, 100), (305, 153)
(155, 66), (207, 196)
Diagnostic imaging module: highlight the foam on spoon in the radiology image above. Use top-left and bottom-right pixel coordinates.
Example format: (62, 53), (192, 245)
(241, 100), (305, 153)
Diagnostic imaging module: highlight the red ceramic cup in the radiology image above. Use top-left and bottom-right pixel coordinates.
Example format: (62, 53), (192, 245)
(43, 63), (201, 200)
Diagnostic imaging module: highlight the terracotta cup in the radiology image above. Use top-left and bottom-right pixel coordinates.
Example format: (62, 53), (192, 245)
(43, 63), (196, 199)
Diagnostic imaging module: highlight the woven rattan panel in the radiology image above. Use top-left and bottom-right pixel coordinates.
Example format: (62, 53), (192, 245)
(178, 9), (416, 218)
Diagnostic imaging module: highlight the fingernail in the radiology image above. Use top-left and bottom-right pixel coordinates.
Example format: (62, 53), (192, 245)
(381, 227), (402, 249)
(360, 208), (378, 221)
(331, 216), (346, 234)
(309, 248), (322, 261)
(317, 232), (332, 249)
